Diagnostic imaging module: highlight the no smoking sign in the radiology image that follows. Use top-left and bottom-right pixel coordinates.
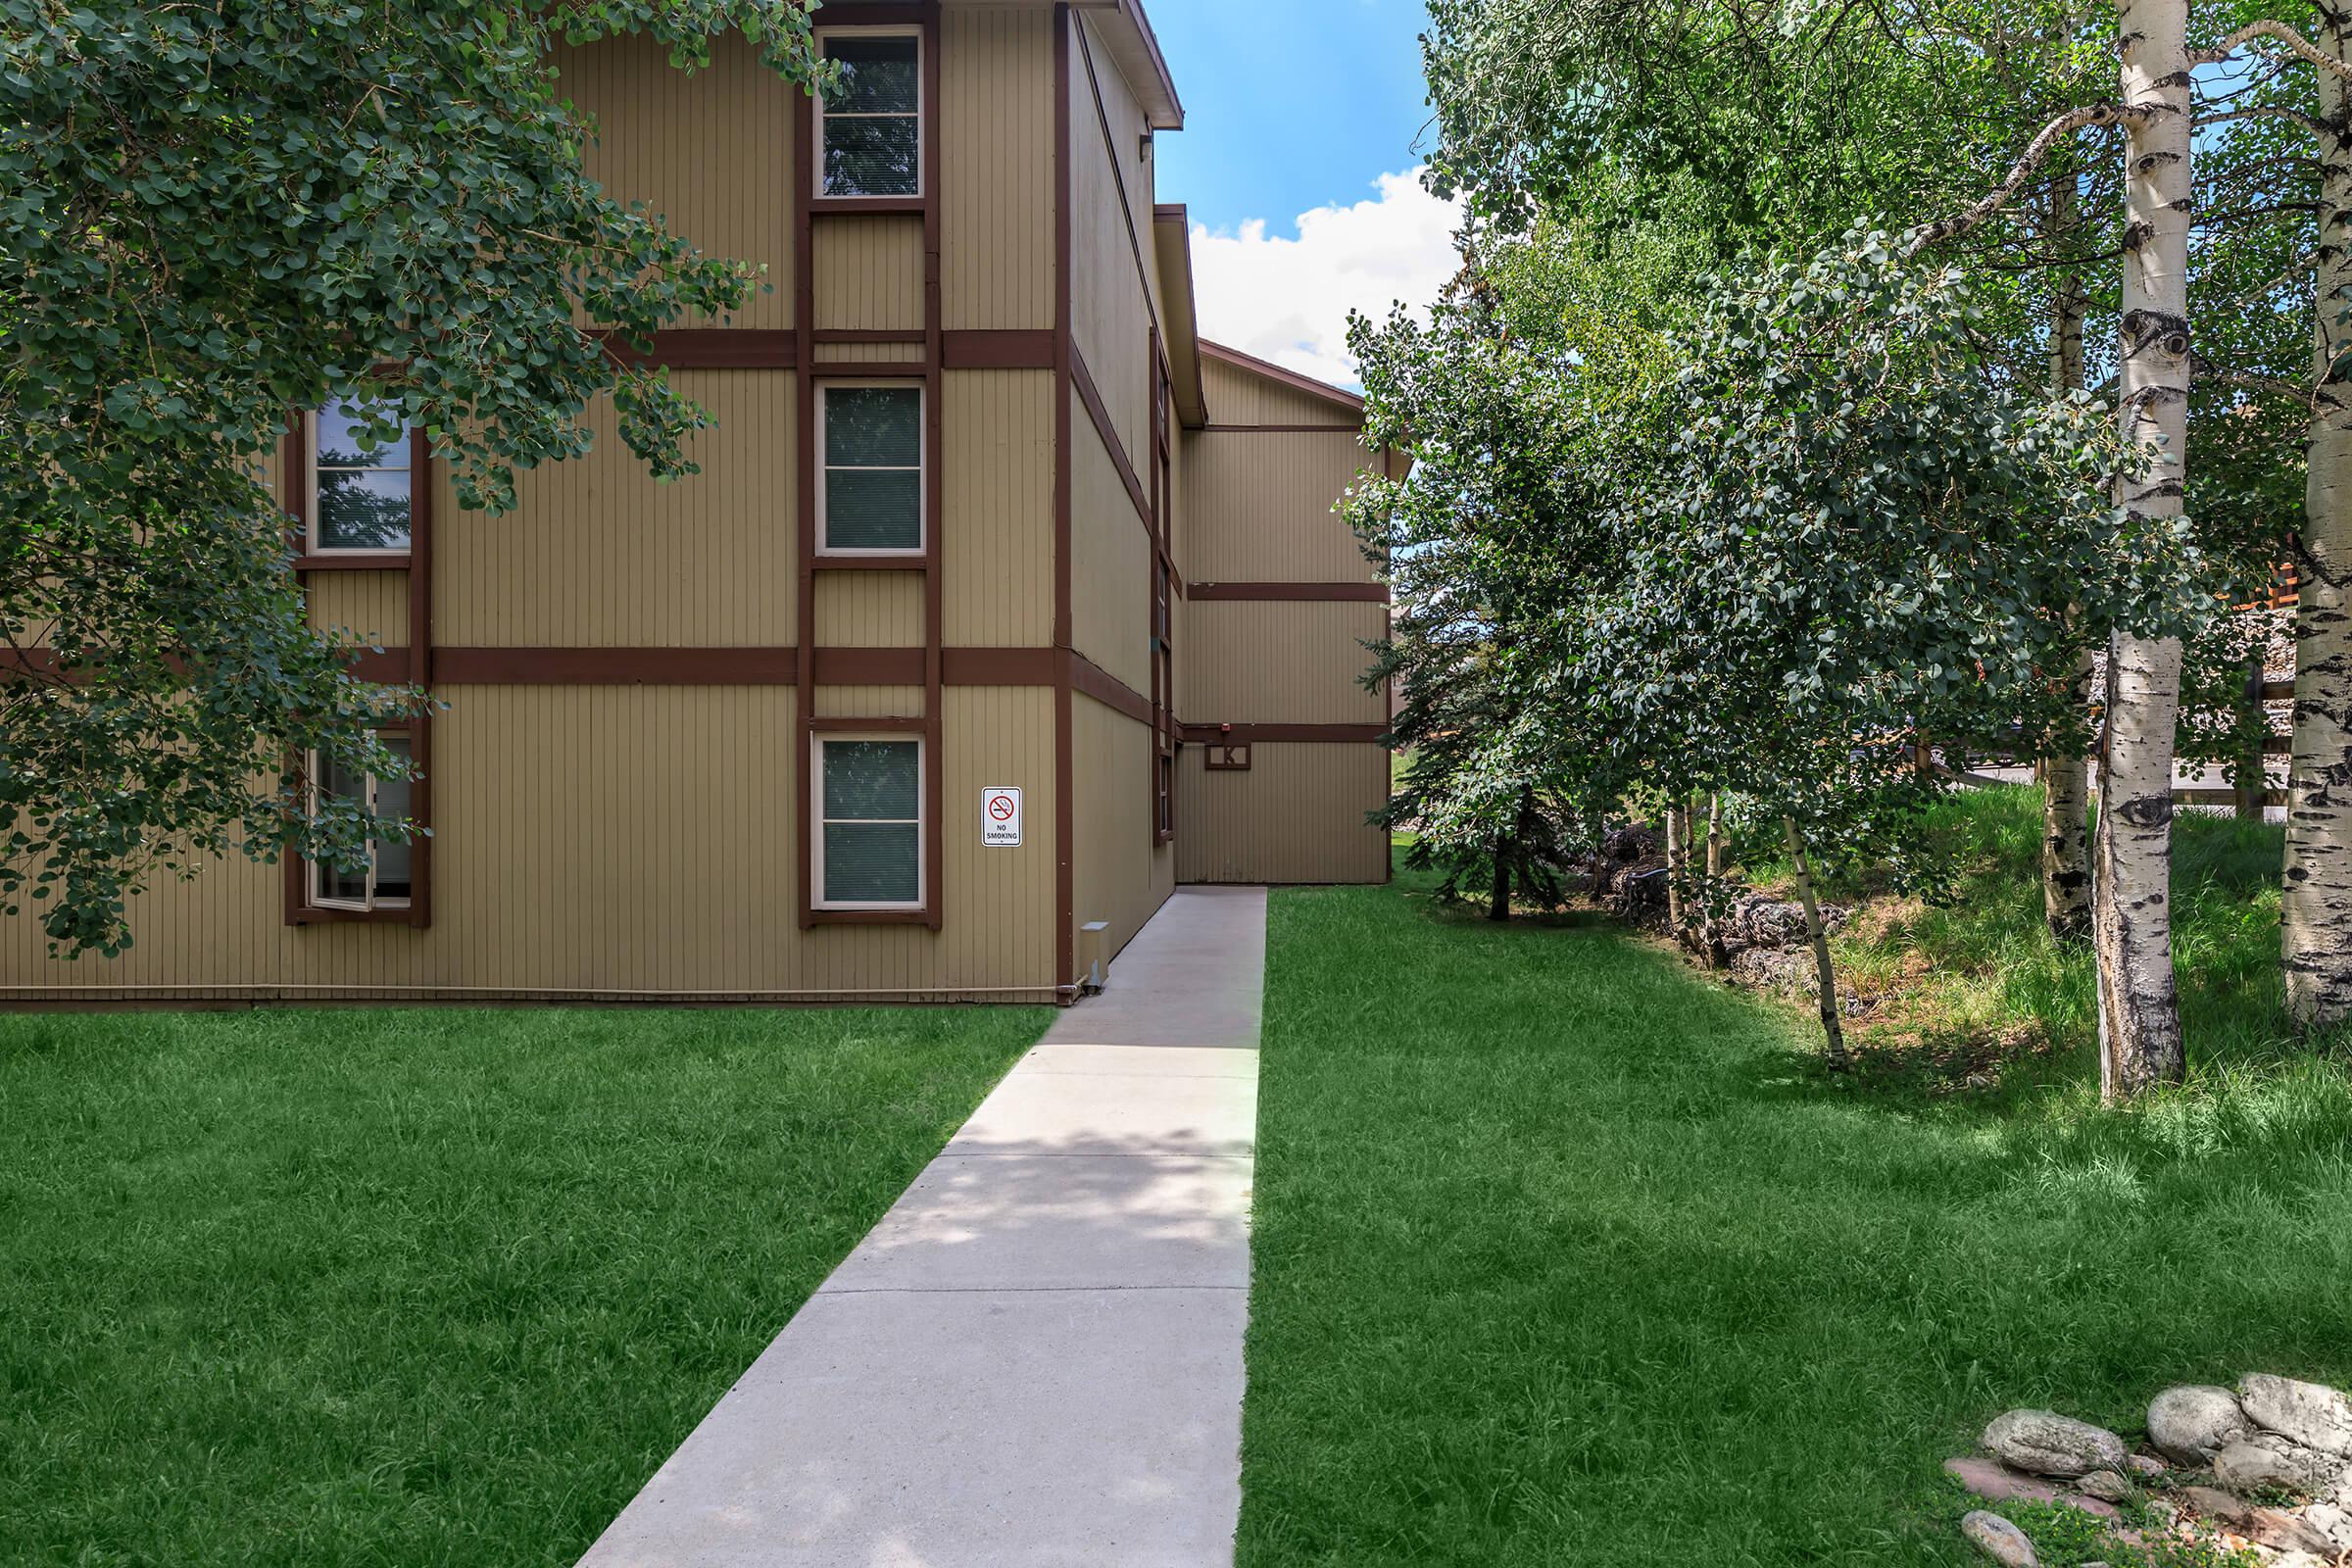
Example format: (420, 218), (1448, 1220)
(981, 787), (1023, 847)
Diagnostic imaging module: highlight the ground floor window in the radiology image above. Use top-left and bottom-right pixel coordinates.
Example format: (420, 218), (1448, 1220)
(814, 736), (924, 909)
(1156, 750), (1175, 841)
(307, 735), (414, 910)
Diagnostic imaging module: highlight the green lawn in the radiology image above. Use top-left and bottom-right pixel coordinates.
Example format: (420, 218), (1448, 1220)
(0, 1004), (1047, 1567)
(1237, 841), (2352, 1565)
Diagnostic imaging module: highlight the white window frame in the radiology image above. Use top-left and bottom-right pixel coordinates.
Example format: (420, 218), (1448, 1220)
(813, 25), (925, 201)
(811, 733), (927, 912)
(815, 380), (927, 557)
(305, 738), (413, 912)
(304, 404), (415, 557)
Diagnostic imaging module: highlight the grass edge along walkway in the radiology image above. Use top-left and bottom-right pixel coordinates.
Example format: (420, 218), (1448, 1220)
(0, 1004), (1048, 1567)
(1236, 871), (2352, 1567)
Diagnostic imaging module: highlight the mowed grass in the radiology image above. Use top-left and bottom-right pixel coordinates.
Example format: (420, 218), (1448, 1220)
(1237, 859), (2352, 1566)
(0, 1004), (1047, 1567)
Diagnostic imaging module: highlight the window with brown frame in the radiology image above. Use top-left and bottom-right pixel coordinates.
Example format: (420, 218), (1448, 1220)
(304, 399), (418, 554)
(816, 29), (923, 198)
(812, 735), (926, 910)
(305, 735), (415, 911)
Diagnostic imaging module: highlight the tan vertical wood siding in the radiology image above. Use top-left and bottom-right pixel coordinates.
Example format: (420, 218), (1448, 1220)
(1181, 429), (1379, 583)
(1176, 743), (1390, 886)
(943, 9), (1054, 331)
(1069, 419), (1152, 694)
(814, 685), (924, 719)
(1067, 16), (1152, 474)
(1199, 352), (1359, 426)
(1072, 694), (1165, 963)
(941, 370), (1054, 648)
(811, 217), (926, 332)
(0, 688), (1059, 1000)
(813, 572), (924, 647)
(558, 34), (795, 331)
(438, 371), (797, 648)
(305, 572), (409, 646)
(1182, 603), (1386, 725)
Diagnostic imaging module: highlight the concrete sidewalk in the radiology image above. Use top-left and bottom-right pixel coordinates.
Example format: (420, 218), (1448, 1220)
(578, 887), (1267, 1568)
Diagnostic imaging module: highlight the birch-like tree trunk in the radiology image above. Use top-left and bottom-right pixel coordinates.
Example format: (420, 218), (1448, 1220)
(1703, 792), (1729, 968)
(1664, 802), (1688, 937)
(1783, 817), (1849, 1068)
(2043, 177), (2095, 943)
(2091, 0), (2190, 1098)
(2283, 4), (2352, 1027)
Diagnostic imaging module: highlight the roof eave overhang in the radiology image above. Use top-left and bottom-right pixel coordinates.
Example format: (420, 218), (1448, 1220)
(1152, 205), (1208, 428)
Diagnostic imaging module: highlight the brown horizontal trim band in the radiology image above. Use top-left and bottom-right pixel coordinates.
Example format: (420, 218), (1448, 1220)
(434, 647), (802, 684)
(810, 361), (927, 380)
(811, 554), (927, 572)
(595, 329), (800, 369)
(1068, 650), (1153, 726)
(943, 329), (1055, 370)
(1179, 722), (1389, 745)
(295, 552), (413, 571)
(1188, 581), (1388, 603)
(809, 195), (927, 217)
(589, 330), (1050, 372)
(1198, 423), (1364, 434)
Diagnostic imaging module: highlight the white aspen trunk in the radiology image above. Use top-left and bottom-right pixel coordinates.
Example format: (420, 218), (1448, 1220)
(1783, 816), (1849, 1070)
(2283, 4), (2352, 1028)
(1664, 802), (1688, 936)
(1704, 792), (1729, 968)
(2044, 177), (2094, 943)
(2092, 0), (2191, 1099)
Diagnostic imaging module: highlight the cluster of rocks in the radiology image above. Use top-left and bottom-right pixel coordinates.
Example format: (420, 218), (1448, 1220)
(1594, 825), (1848, 989)
(1951, 1374), (2352, 1566)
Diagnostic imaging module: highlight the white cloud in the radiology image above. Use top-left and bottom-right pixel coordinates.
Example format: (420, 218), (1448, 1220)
(1188, 168), (1464, 390)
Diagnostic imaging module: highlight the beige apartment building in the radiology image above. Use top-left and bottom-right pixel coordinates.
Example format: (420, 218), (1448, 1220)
(0, 0), (1395, 1005)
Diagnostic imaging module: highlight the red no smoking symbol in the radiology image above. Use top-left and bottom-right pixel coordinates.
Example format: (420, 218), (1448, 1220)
(988, 794), (1016, 821)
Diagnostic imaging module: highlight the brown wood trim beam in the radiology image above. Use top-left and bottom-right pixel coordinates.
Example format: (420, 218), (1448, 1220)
(811, 554), (927, 572)
(436, 647), (801, 685)
(814, 328), (925, 345)
(1198, 423), (1364, 434)
(312, 647), (1157, 690)
(943, 329), (1056, 370)
(295, 552), (413, 571)
(595, 329), (800, 369)
(1188, 581), (1388, 603)
(1070, 344), (1153, 533)
(1179, 722), (1389, 744)
(1068, 651), (1153, 727)
(811, 361), (928, 380)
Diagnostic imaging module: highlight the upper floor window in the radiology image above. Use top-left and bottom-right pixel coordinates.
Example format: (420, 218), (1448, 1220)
(307, 399), (416, 554)
(818, 383), (924, 554)
(818, 31), (922, 198)
(308, 735), (414, 910)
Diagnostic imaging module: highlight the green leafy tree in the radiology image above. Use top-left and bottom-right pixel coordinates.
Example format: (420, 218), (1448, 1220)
(0, 0), (828, 954)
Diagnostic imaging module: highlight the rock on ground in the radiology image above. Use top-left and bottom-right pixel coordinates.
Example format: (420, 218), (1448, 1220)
(2074, 1469), (2132, 1503)
(1943, 1458), (2120, 1519)
(1961, 1509), (2040, 1567)
(1984, 1410), (2130, 1480)
(2242, 1374), (2352, 1458)
(2213, 1434), (2349, 1499)
(2149, 1384), (2249, 1465)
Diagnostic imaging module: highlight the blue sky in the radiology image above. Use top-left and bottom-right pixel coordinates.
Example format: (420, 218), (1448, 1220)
(1141, 0), (1461, 385)
(1150, 0), (1437, 232)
